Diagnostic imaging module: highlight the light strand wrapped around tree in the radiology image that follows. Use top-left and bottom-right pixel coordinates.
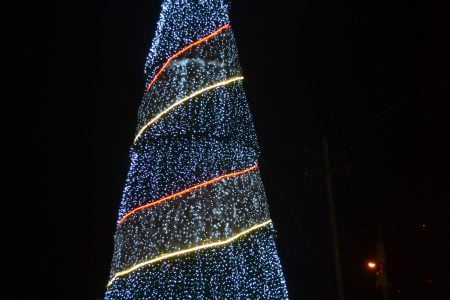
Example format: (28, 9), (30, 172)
(105, 1), (289, 298)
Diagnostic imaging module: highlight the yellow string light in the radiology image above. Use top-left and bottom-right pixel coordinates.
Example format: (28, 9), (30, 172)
(134, 76), (244, 143)
(107, 219), (272, 287)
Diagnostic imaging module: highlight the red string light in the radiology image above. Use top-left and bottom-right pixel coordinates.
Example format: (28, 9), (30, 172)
(118, 164), (258, 224)
(145, 23), (231, 92)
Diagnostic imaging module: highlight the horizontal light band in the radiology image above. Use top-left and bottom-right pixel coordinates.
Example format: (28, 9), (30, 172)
(135, 76), (244, 143)
(118, 164), (258, 224)
(107, 219), (272, 287)
(146, 23), (231, 92)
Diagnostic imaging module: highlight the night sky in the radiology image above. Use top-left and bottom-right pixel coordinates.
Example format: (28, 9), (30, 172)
(4, 0), (450, 299)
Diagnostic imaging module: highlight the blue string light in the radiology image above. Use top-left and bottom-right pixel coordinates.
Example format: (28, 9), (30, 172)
(106, 1), (289, 298)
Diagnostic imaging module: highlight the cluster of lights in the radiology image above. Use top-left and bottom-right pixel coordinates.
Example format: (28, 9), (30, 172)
(108, 220), (273, 287)
(110, 167), (271, 277)
(118, 164), (258, 224)
(135, 76), (244, 143)
(144, 0), (230, 86)
(145, 23), (231, 92)
(137, 27), (241, 135)
(106, 0), (289, 298)
(119, 81), (260, 221)
(106, 224), (288, 299)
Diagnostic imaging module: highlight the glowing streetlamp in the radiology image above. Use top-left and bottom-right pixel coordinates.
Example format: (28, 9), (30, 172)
(367, 261), (377, 270)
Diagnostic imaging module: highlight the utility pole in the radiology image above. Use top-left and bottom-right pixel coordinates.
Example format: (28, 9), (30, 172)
(322, 137), (345, 300)
(376, 225), (389, 300)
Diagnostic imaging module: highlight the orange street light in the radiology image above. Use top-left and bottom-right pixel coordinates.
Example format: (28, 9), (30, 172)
(367, 261), (377, 270)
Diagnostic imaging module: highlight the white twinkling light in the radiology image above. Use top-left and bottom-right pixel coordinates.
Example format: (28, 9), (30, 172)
(106, 0), (289, 299)
(108, 220), (273, 287)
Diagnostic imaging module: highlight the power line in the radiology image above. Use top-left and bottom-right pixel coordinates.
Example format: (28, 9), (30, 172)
(331, 80), (450, 141)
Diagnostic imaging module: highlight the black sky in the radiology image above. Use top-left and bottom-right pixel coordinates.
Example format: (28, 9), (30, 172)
(3, 0), (450, 299)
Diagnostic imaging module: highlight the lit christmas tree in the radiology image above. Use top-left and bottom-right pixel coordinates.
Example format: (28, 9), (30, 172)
(105, 0), (289, 298)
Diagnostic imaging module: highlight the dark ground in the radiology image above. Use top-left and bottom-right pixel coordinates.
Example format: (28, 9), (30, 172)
(3, 0), (450, 299)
